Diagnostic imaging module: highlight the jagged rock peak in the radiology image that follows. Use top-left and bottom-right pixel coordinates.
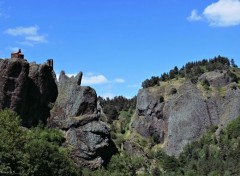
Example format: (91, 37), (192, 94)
(0, 57), (58, 127)
(59, 70), (82, 86)
(50, 70), (117, 169)
(131, 71), (240, 156)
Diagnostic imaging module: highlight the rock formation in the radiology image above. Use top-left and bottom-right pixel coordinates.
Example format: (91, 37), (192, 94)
(49, 71), (117, 169)
(131, 70), (240, 156)
(0, 57), (58, 127)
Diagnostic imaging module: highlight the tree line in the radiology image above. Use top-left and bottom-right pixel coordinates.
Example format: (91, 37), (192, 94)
(142, 56), (238, 88)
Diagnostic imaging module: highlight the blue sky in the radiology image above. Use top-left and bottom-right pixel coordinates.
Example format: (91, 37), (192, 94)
(0, 0), (240, 98)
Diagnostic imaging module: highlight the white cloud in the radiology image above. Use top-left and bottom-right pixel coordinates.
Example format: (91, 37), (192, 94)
(114, 78), (125, 83)
(5, 26), (48, 45)
(55, 73), (77, 81)
(82, 74), (108, 85)
(187, 9), (202, 21)
(66, 73), (78, 78)
(188, 0), (240, 27)
(56, 72), (125, 86)
(5, 26), (38, 36)
(203, 0), (240, 27)
(25, 34), (47, 43)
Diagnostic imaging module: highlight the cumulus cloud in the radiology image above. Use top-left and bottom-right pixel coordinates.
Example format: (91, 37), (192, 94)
(203, 0), (240, 27)
(187, 9), (202, 21)
(55, 72), (125, 86)
(82, 75), (108, 85)
(188, 0), (240, 27)
(5, 26), (47, 46)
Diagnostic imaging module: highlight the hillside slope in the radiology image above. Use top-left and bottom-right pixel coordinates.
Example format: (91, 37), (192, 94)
(131, 58), (240, 156)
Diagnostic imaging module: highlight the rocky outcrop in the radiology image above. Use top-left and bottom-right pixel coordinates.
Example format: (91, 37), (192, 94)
(132, 73), (240, 156)
(49, 71), (117, 169)
(199, 70), (231, 87)
(0, 58), (58, 127)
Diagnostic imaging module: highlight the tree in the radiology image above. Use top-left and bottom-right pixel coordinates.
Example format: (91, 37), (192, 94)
(0, 109), (26, 174)
(169, 69), (175, 79)
(231, 59), (238, 68)
(174, 66), (179, 75)
(0, 109), (81, 176)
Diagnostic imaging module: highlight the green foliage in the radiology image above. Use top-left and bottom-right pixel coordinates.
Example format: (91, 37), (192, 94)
(170, 87), (177, 95)
(159, 95), (164, 103)
(225, 117), (240, 139)
(175, 117), (240, 175)
(90, 152), (149, 176)
(141, 56), (233, 89)
(231, 59), (238, 68)
(229, 71), (238, 83)
(202, 79), (210, 90)
(99, 96), (136, 123)
(83, 152), (149, 176)
(0, 109), (26, 175)
(0, 109), (81, 176)
(142, 76), (160, 88)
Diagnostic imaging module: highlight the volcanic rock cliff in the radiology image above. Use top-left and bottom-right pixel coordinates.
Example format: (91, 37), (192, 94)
(49, 71), (117, 169)
(131, 70), (240, 156)
(0, 56), (116, 169)
(0, 57), (57, 127)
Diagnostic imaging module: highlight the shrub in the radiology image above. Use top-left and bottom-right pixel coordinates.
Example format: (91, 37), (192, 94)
(159, 96), (164, 103)
(202, 79), (210, 90)
(0, 109), (81, 176)
(170, 88), (177, 95)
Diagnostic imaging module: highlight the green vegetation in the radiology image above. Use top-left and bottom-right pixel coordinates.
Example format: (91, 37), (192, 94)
(201, 79), (210, 91)
(83, 151), (149, 176)
(0, 109), (81, 176)
(88, 116), (240, 175)
(98, 96), (136, 123)
(141, 56), (238, 88)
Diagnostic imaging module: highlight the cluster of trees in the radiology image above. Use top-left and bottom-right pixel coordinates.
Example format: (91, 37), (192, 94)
(142, 56), (238, 88)
(98, 96), (136, 123)
(86, 115), (240, 175)
(0, 109), (81, 176)
(173, 116), (240, 175)
(83, 152), (147, 176)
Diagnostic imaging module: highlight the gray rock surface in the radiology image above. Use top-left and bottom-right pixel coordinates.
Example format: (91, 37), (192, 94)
(199, 70), (231, 87)
(0, 58), (57, 127)
(132, 75), (240, 156)
(49, 71), (117, 169)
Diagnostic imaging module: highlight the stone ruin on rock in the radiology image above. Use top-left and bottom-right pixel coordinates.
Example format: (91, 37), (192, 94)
(0, 50), (58, 127)
(0, 50), (117, 169)
(11, 49), (24, 59)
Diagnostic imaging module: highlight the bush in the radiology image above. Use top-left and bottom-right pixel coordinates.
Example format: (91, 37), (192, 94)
(142, 76), (160, 88)
(159, 96), (164, 103)
(0, 109), (81, 176)
(202, 79), (210, 90)
(170, 88), (177, 95)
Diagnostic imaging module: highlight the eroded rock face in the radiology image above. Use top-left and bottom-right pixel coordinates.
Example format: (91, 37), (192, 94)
(199, 70), (231, 87)
(0, 58), (58, 127)
(132, 76), (240, 156)
(50, 71), (117, 169)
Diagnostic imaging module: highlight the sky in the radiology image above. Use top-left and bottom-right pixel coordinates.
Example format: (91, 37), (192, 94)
(0, 0), (240, 98)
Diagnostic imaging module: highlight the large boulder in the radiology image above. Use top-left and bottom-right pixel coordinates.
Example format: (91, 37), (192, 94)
(0, 58), (58, 127)
(49, 71), (117, 169)
(132, 76), (240, 156)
